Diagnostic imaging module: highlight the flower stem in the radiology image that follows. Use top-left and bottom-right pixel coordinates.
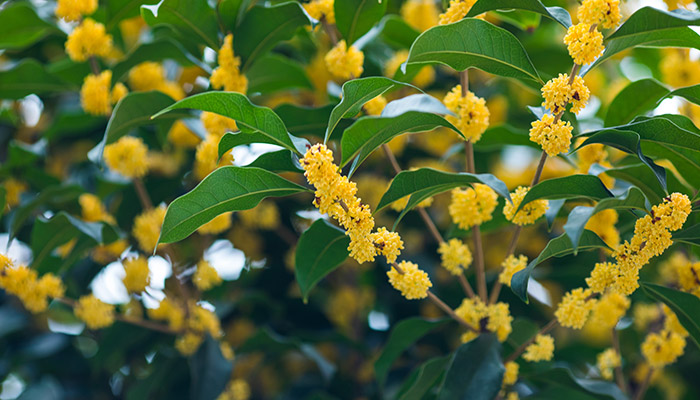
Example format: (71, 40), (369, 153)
(612, 328), (628, 394)
(134, 178), (154, 210)
(634, 367), (654, 400)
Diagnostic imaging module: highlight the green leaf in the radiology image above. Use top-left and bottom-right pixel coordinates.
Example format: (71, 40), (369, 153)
(603, 164), (681, 205)
(0, 60), (73, 100)
(377, 15), (420, 49)
(563, 187), (648, 252)
(641, 282), (700, 348)
(30, 212), (106, 271)
(340, 112), (459, 173)
(295, 219), (350, 302)
(234, 2), (313, 71)
(494, 10), (542, 31)
(141, 0), (219, 49)
(374, 317), (450, 389)
(217, 0), (253, 29)
(405, 18), (541, 84)
(668, 84), (700, 105)
(394, 356), (451, 400)
(467, 0), (572, 27)
(159, 167), (308, 244)
(325, 77), (416, 143)
(608, 7), (700, 42)
(105, 0), (143, 30)
(247, 54), (313, 94)
(9, 185), (84, 241)
(376, 168), (510, 226)
(604, 79), (670, 127)
(517, 175), (613, 213)
(511, 231), (610, 302)
(112, 38), (206, 83)
(275, 104), (348, 139)
(153, 91), (303, 154)
(437, 334), (504, 400)
(382, 94), (454, 117)
(530, 366), (627, 400)
(673, 223), (700, 246)
(335, 0), (387, 45)
(189, 336), (233, 400)
(246, 150), (303, 173)
(0, 187), (5, 215)
(0, 2), (60, 50)
(473, 124), (540, 150)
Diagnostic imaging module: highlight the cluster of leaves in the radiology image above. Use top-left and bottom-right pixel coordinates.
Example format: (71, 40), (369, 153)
(2, 0), (700, 399)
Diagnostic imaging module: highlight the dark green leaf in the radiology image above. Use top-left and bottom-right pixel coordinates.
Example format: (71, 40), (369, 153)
(335, 0), (387, 45)
(437, 334), (504, 400)
(673, 223), (700, 246)
(406, 18), (541, 84)
(669, 84), (700, 105)
(246, 150), (303, 173)
(189, 336), (233, 400)
(641, 282), (700, 348)
(159, 167), (308, 244)
(381, 94), (453, 117)
(234, 2), (313, 71)
(494, 10), (542, 31)
(517, 175), (613, 213)
(325, 77), (416, 142)
(530, 366), (627, 400)
(0, 60), (73, 100)
(30, 212), (106, 271)
(511, 231), (610, 302)
(112, 38), (206, 83)
(275, 104), (346, 139)
(467, 0), (572, 27)
(604, 79), (669, 127)
(154, 91), (304, 154)
(473, 124), (540, 150)
(374, 317), (450, 388)
(608, 7), (700, 42)
(603, 164), (680, 205)
(105, 0), (144, 29)
(563, 187), (648, 252)
(247, 54), (313, 94)
(9, 185), (84, 241)
(141, 0), (219, 49)
(0, 2), (60, 50)
(295, 219), (350, 301)
(395, 356), (451, 400)
(545, 199), (566, 231)
(377, 15), (420, 49)
(218, 0), (253, 29)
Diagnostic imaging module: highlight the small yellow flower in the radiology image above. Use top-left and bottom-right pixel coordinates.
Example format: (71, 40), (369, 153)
(586, 262), (617, 293)
(384, 50), (436, 88)
(122, 256), (150, 293)
(596, 348), (621, 380)
(0, 262), (65, 313)
(128, 62), (166, 91)
(4, 178), (28, 208)
(132, 205), (167, 253)
(401, 0), (439, 32)
(554, 287), (596, 329)
(56, 0), (97, 21)
(443, 85), (490, 142)
(641, 330), (686, 368)
(439, 0), (478, 25)
(81, 71), (118, 116)
(563, 23), (604, 66)
(210, 34), (248, 94)
(218, 379), (251, 400)
(168, 121), (202, 148)
(197, 212), (232, 235)
(455, 297), (512, 342)
(577, 0), (621, 29)
(74, 294), (115, 329)
(194, 135), (235, 180)
(65, 18), (113, 62)
(92, 239), (129, 264)
(304, 0), (335, 24)
(325, 40), (364, 80)
(523, 334), (555, 362)
(503, 186), (549, 226)
(148, 298), (185, 330)
(502, 361), (519, 386)
(111, 82), (129, 104)
(175, 332), (204, 356)
(372, 227), (404, 264)
(387, 261), (432, 300)
(193, 259), (222, 291)
(541, 73), (590, 115)
(103, 136), (150, 178)
(79, 193), (115, 224)
(448, 184), (498, 228)
(201, 111), (238, 137)
(363, 95), (387, 116)
(438, 238), (472, 275)
(499, 254), (527, 286)
(529, 114), (573, 157)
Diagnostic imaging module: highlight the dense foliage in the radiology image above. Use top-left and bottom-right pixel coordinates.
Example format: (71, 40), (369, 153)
(2, 0), (700, 399)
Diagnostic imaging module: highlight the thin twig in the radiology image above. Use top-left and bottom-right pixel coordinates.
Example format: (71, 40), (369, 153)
(89, 56), (100, 75)
(633, 367), (653, 400)
(612, 329), (628, 394)
(320, 16), (339, 46)
(530, 151), (548, 187)
(463, 140), (487, 302)
(458, 274), (476, 298)
(133, 178), (154, 210)
(505, 319), (558, 363)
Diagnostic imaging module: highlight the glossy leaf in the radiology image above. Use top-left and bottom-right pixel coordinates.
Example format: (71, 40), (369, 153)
(234, 2), (313, 71)
(105, 0), (143, 29)
(112, 38), (206, 83)
(474, 125), (539, 150)
(247, 54), (313, 94)
(673, 223), (700, 246)
(405, 18), (541, 84)
(158, 167), (308, 244)
(604, 79), (669, 127)
(246, 150), (303, 173)
(0, 2), (59, 50)
(381, 94), (454, 117)
(295, 219), (350, 302)
(9, 185), (84, 241)
(374, 317), (450, 388)
(511, 231), (610, 302)
(325, 77), (416, 142)
(153, 91), (303, 154)
(604, 163), (689, 205)
(437, 334), (504, 400)
(141, 0), (219, 49)
(189, 336), (233, 400)
(641, 283), (700, 348)
(517, 175), (613, 213)
(0, 60), (73, 100)
(467, 0), (572, 27)
(218, 0), (254, 29)
(335, 0), (387, 44)
(394, 356), (451, 400)
(609, 7), (700, 41)
(217, 132), (310, 160)
(340, 112), (459, 172)
(530, 367), (627, 400)
(563, 187), (648, 252)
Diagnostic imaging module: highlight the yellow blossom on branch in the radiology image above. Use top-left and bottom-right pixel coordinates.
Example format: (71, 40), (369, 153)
(210, 34), (248, 94)
(443, 85), (490, 142)
(325, 40), (364, 81)
(56, 0), (97, 21)
(523, 334), (555, 362)
(65, 19), (113, 62)
(563, 23), (604, 66)
(74, 294), (115, 329)
(503, 186), (549, 226)
(103, 136), (150, 178)
(438, 238), (472, 276)
(528, 114), (573, 157)
(387, 261), (432, 300)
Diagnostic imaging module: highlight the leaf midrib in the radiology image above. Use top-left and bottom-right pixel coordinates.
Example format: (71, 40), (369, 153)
(410, 49), (540, 82)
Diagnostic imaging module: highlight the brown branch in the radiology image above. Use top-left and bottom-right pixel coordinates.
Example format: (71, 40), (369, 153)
(463, 140), (487, 302)
(633, 367), (653, 400)
(505, 319), (558, 362)
(89, 56), (100, 75)
(612, 329), (628, 394)
(320, 16), (339, 46)
(134, 178), (154, 210)
(458, 274), (476, 298)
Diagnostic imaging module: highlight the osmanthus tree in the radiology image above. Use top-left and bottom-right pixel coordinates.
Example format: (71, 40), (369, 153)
(2, 0), (700, 398)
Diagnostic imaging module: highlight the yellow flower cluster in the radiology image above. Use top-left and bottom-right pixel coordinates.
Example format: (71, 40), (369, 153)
(303, 0), (335, 24)
(660, 50), (700, 88)
(502, 361), (519, 386)
(528, 114), (573, 157)
(371, 228), (404, 264)
(65, 19), (113, 62)
(585, 209), (620, 248)
(211, 34), (248, 94)
(325, 40), (364, 80)
(194, 135), (235, 180)
(198, 212), (232, 235)
(56, 0), (97, 21)
(74, 294), (115, 329)
(664, 0), (695, 10)
(301, 144), (377, 263)
(80, 71), (128, 116)
(587, 292), (630, 334)
(168, 121), (202, 148)
(541, 73), (590, 114)
(554, 287), (596, 329)
(455, 297), (513, 342)
(0, 256), (65, 313)
(448, 184), (498, 229)
(401, 0), (439, 31)
(641, 329), (686, 368)
(438, 238), (472, 275)
(4, 178), (28, 208)
(523, 334), (555, 362)
(132, 205), (167, 253)
(498, 254), (527, 287)
(363, 95), (387, 116)
(387, 261), (432, 300)
(217, 379), (251, 400)
(148, 298), (185, 330)
(439, 0), (478, 25)
(670, 259), (700, 297)
(193, 260), (222, 291)
(443, 85), (490, 142)
(577, 0), (621, 29)
(575, 140), (615, 188)
(201, 111), (238, 137)
(128, 62), (185, 101)
(92, 239), (129, 264)
(103, 136), (150, 178)
(123, 256), (150, 293)
(239, 202), (280, 230)
(384, 50), (435, 88)
(79, 193), (115, 224)
(597, 348), (621, 380)
(175, 302), (223, 355)
(563, 23), (604, 66)
(503, 186), (549, 226)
